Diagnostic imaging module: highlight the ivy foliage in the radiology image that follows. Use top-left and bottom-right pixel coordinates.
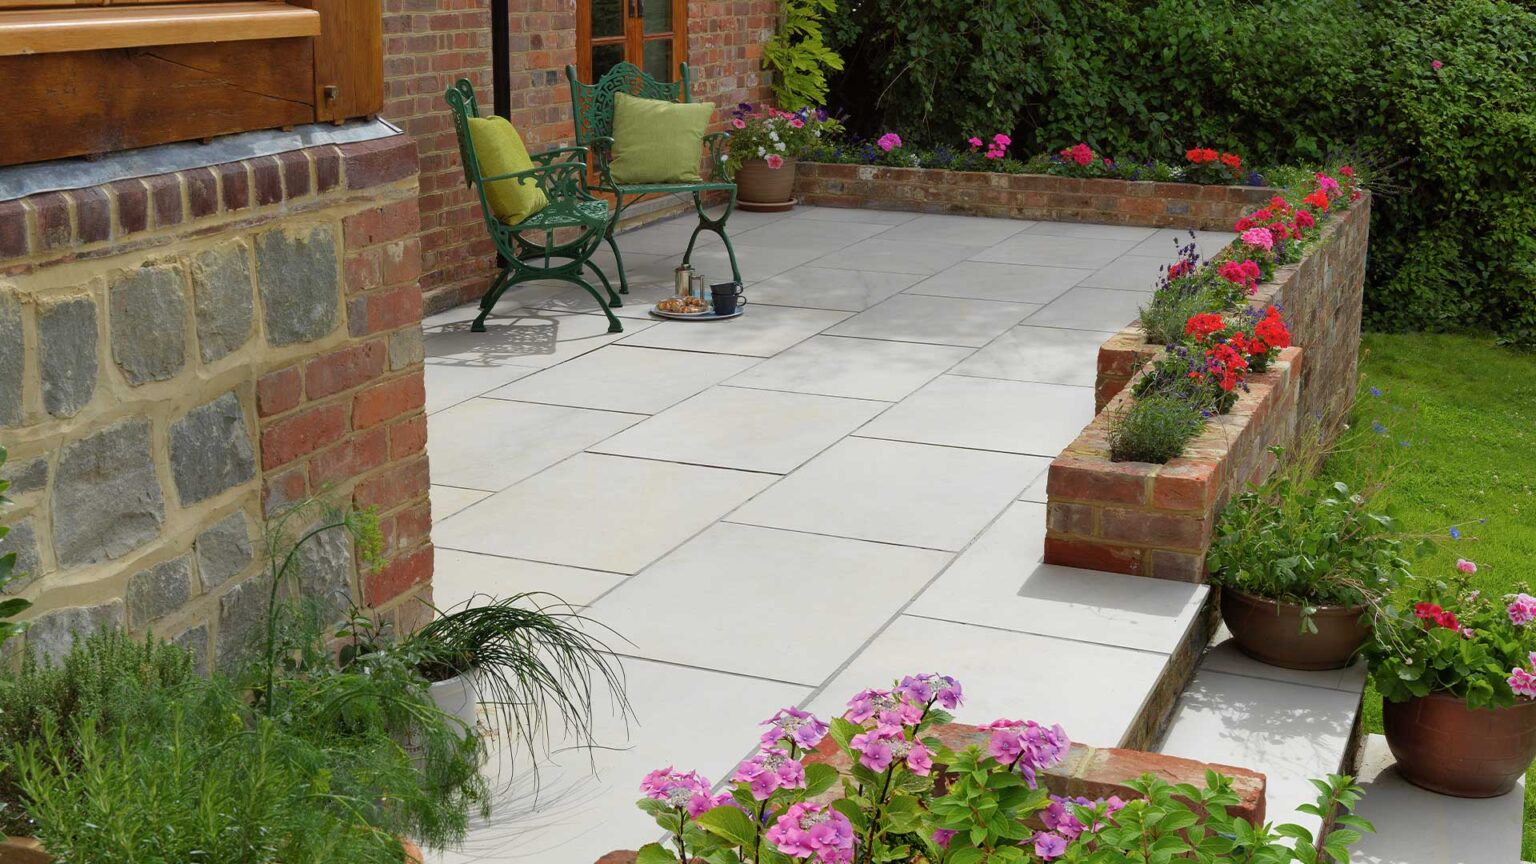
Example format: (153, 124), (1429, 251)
(825, 0), (1536, 346)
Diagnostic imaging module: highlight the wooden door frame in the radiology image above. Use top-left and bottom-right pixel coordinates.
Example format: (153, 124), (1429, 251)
(575, 0), (686, 84)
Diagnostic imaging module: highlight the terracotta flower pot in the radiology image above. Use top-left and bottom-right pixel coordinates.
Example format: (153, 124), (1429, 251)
(735, 157), (797, 209)
(1219, 588), (1369, 671)
(1383, 692), (1536, 798)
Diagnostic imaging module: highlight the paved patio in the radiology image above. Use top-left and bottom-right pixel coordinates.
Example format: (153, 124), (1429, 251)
(424, 206), (1239, 862)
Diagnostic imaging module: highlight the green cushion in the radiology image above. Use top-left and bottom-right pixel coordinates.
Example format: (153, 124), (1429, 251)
(466, 115), (548, 225)
(609, 92), (714, 185)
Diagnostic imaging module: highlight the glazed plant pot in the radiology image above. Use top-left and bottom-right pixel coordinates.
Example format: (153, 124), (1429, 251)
(735, 157), (797, 208)
(1219, 588), (1369, 671)
(1383, 692), (1536, 798)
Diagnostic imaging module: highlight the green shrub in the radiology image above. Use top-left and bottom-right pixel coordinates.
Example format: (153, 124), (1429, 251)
(826, 0), (1536, 346)
(1108, 394), (1207, 464)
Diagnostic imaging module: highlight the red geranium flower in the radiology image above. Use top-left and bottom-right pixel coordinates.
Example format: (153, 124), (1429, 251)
(1303, 189), (1330, 211)
(1167, 259), (1193, 279)
(1295, 209), (1315, 230)
(1414, 602), (1443, 621)
(1220, 152), (1242, 169)
(1184, 313), (1226, 342)
(1255, 306), (1291, 349)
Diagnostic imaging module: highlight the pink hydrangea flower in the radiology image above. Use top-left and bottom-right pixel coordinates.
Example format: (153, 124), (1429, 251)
(1240, 227), (1275, 251)
(848, 725), (901, 772)
(1456, 558), (1477, 574)
(766, 153), (785, 170)
(1508, 593), (1536, 626)
(978, 719), (1070, 787)
(877, 133), (902, 152)
(931, 829), (956, 849)
(640, 767), (730, 817)
(766, 802), (856, 864)
(844, 689), (922, 726)
(733, 747), (807, 800)
(761, 706), (830, 749)
(895, 673), (964, 710)
(1032, 831), (1068, 860)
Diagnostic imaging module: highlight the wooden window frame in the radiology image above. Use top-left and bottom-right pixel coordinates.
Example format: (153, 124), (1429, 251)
(575, 0), (687, 85)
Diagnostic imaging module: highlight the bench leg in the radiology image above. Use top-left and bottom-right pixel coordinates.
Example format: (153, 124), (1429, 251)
(587, 260), (622, 308)
(565, 272), (623, 333)
(682, 190), (742, 284)
(471, 265), (516, 332)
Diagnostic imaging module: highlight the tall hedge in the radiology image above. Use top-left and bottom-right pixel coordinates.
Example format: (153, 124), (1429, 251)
(826, 0), (1536, 346)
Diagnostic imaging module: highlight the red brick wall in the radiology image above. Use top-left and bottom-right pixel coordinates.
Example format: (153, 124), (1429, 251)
(795, 163), (1277, 229)
(382, 0), (778, 313)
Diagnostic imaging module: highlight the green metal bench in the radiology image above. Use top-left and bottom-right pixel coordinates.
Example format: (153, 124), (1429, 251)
(444, 79), (624, 334)
(565, 62), (740, 296)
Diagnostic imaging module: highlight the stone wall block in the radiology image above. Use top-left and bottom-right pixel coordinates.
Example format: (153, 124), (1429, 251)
(0, 290), (21, 426)
(191, 241), (256, 363)
(52, 419), (165, 568)
(172, 624), (209, 674)
(127, 554), (194, 628)
(257, 224), (340, 346)
(37, 294), (99, 418)
(0, 455), (47, 495)
(297, 523), (355, 622)
(169, 391), (257, 506)
(25, 600), (125, 664)
(0, 519), (41, 592)
(110, 264), (188, 385)
(216, 577), (267, 671)
(195, 510), (255, 591)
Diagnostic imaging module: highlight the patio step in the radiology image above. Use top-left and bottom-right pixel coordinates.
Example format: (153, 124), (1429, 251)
(1350, 734), (1525, 863)
(1154, 624), (1368, 838)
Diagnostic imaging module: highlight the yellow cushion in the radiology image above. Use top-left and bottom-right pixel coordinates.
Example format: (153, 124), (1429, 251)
(466, 115), (548, 225)
(609, 92), (714, 185)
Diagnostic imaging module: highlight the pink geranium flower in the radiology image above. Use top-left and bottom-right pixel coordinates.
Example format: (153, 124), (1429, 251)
(1240, 227), (1275, 251)
(1508, 594), (1536, 626)
(967, 136), (983, 149)
(1510, 666), (1536, 698)
(1456, 558), (1477, 574)
(877, 133), (902, 152)
(1432, 59), (1444, 70)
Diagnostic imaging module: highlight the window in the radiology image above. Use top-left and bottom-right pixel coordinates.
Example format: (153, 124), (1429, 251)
(577, 0), (686, 83)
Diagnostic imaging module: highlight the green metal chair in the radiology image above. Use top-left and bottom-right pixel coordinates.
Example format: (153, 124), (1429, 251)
(565, 62), (740, 296)
(444, 79), (624, 334)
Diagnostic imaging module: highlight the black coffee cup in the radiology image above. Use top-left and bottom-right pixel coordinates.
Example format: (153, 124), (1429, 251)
(711, 281), (746, 315)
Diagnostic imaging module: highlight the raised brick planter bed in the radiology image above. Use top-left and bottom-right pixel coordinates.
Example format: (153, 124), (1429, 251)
(590, 722), (1268, 864)
(1046, 346), (1304, 581)
(795, 162), (1277, 229)
(1095, 194), (1370, 439)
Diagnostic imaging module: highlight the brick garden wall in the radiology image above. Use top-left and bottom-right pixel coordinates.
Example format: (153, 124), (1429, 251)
(382, 0), (779, 314)
(794, 163), (1277, 229)
(1096, 194), (1372, 431)
(0, 135), (431, 671)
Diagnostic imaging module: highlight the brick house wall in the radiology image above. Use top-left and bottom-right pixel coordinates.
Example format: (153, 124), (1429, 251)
(381, 0), (780, 313)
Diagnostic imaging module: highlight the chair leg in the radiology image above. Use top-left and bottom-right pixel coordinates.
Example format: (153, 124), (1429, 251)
(683, 191), (742, 284)
(565, 273), (623, 334)
(605, 229), (630, 296)
(587, 260), (622, 308)
(471, 266), (516, 332)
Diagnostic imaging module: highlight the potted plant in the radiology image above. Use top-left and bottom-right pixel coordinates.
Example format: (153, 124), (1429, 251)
(1206, 434), (1415, 670)
(1366, 573), (1536, 797)
(725, 103), (839, 211)
(625, 673), (1370, 863)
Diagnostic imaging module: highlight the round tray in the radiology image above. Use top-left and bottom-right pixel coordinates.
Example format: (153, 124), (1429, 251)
(649, 304), (743, 321)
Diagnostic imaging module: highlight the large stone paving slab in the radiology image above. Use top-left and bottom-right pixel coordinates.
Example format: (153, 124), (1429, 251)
(432, 548), (626, 609)
(827, 294), (1038, 348)
(751, 266), (920, 312)
(434, 453), (775, 573)
(427, 398), (640, 491)
(1025, 285), (1148, 331)
(855, 375), (1094, 457)
(950, 325), (1116, 386)
(727, 335), (971, 402)
(904, 261), (1087, 305)
(616, 304), (848, 357)
(728, 437), (1040, 551)
(486, 345), (759, 414)
(590, 385), (887, 474)
(586, 523), (950, 684)
(807, 615), (1170, 748)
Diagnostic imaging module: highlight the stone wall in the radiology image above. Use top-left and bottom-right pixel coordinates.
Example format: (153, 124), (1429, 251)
(795, 163), (1277, 229)
(0, 135), (431, 671)
(1096, 194), (1372, 434)
(382, 0), (779, 313)
(1045, 347), (1304, 582)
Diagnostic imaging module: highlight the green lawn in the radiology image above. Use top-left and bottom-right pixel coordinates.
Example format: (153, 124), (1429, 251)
(1321, 332), (1536, 855)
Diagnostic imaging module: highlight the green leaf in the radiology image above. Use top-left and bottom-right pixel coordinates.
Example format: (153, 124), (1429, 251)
(695, 805), (758, 848)
(635, 843), (678, 864)
(803, 762), (839, 797)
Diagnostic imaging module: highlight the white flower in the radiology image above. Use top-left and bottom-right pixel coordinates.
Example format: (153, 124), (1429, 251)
(757, 146), (767, 157)
(775, 141), (786, 151)
(814, 130), (821, 137)
(720, 154), (728, 162)
(769, 130), (780, 142)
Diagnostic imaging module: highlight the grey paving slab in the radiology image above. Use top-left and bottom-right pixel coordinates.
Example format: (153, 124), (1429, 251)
(424, 308), (654, 370)
(587, 523), (951, 684)
(856, 375), (1094, 457)
(1158, 670), (1362, 838)
(974, 233), (1139, 269)
(827, 293), (1039, 348)
(908, 502), (1208, 654)
(434, 453), (775, 574)
(1021, 221), (1158, 241)
(485, 346), (759, 414)
(790, 205), (920, 225)
(1351, 735), (1523, 864)
(685, 242), (827, 285)
(904, 261), (1088, 305)
(733, 215), (895, 252)
(728, 437), (1040, 551)
(726, 335), (972, 402)
(1200, 624), (1368, 693)
(423, 360), (538, 415)
(426, 398), (641, 491)
(949, 324), (1116, 386)
(590, 385), (888, 474)
(1025, 285), (1148, 331)
(807, 615), (1171, 748)
(435, 658), (806, 864)
(433, 547), (626, 609)
(1128, 227), (1237, 259)
(616, 303), (849, 357)
(751, 266), (922, 312)
(1076, 255), (1169, 293)
(872, 213), (1037, 247)
(430, 484), (490, 522)
(810, 237), (976, 275)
